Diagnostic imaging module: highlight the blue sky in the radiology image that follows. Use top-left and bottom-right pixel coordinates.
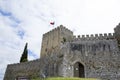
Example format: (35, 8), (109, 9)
(0, 0), (120, 79)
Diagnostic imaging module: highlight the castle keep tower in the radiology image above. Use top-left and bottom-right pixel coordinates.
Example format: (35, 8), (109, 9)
(40, 25), (73, 57)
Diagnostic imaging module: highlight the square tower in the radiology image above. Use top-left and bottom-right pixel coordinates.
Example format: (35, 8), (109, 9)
(40, 25), (73, 57)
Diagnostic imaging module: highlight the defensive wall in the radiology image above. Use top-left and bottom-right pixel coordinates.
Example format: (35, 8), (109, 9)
(4, 53), (63, 80)
(73, 33), (115, 41)
(59, 39), (120, 80)
(4, 59), (41, 80)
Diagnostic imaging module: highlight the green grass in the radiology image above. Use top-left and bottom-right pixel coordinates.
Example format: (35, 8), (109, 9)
(32, 77), (100, 80)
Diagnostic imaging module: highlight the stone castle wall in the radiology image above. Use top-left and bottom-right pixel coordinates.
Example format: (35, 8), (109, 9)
(4, 52), (63, 80)
(59, 39), (120, 80)
(73, 33), (114, 41)
(4, 59), (41, 80)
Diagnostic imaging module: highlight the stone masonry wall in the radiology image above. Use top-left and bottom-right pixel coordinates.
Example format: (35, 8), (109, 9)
(4, 59), (41, 80)
(4, 53), (63, 80)
(59, 39), (120, 80)
(73, 33), (114, 41)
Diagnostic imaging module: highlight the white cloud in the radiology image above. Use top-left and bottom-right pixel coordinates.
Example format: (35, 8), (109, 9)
(0, 0), (120, 79)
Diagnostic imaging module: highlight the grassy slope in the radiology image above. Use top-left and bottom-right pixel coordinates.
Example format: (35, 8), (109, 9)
(32, 77), (100, 80)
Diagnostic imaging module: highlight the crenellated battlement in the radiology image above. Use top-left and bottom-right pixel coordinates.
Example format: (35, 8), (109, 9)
(73, 33), (115, 41)
(43, 25), (73, 37)
(59, 25), (73, 34)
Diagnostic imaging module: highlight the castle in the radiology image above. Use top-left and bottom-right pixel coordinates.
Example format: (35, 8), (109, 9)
(4, 24), (120, 80)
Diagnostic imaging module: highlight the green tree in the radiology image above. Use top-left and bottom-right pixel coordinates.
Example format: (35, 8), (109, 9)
(20, 43), (28, 63)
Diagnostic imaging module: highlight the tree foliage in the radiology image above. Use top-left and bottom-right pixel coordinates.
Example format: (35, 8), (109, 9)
(20, 43), (28, 63)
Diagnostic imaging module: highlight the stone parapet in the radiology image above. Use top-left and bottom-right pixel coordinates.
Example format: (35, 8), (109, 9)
(73, 33), (115, 41)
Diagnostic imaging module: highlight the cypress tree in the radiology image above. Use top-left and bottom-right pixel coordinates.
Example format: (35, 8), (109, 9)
(20, 43), (28, 63)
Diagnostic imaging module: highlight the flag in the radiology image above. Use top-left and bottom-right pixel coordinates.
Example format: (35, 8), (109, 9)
(50, 21), (55, 25)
